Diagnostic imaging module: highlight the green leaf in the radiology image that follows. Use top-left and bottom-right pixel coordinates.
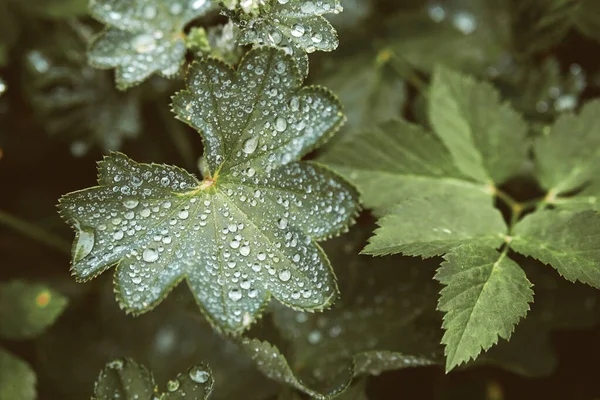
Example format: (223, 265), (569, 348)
(482, 261), (600, 377)
(320, 119), (480, 211)
(533, 100), (600, 196)
(59, 47), (358, 334)
(511, 209), (600, 288)
(0, 348), (36, 400)
(23, 25), (142, 153)
(88, 0), (213, 89)
(93, 358), (213, 400)
(237, 0), (343, 77)
(0, 280), (68, 340)
(363, 190), (506, 258)
(429, 66), (529, 185)
(26, 0), (88, 18)
(317, 52), (406, 139)
(436, 245), (533, 372)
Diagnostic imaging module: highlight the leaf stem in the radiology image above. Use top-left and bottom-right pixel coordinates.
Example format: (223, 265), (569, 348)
(0, 210), (71, 255)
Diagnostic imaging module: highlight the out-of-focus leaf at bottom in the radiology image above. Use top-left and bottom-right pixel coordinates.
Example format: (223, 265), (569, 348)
(242, 224), (443, 399)
(0, 347), (36, 400)
(37, 281), (277, 400)
(92, 358), (213, 400)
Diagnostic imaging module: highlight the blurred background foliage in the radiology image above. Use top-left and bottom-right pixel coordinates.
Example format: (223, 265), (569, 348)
(3, 0), (600, 398)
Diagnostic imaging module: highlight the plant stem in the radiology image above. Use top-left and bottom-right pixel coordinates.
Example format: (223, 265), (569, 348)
(0, 210), (71, 255)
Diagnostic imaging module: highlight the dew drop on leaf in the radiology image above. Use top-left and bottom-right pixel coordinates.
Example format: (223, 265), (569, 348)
(278, 269), (291, 282)
(242, 137), (259, 154)
(188, 366), (210, 383)
(142, 248), (159, 263)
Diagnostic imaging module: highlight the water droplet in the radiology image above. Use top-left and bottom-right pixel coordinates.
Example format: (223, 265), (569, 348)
(257, 252), (266, 261)
(142, 4), (157, 18)
(452, 11), (477, 34)
(230, 240), (240, 249)
(301, 1), (316, 13)
(192, 0), (207, 9)
(275, 117), (287, 132)
(278, 270), (291, 282)
(246, 167), (256, 177)
(228, 289), (242, 302)
(178, 209), (189, 219)
(311, 33), (323, 44)
(140, 208), (151, 218)
(248, 288), (259, 298)
(132, 34), (157, 54)
(242, 137), (259, 154)
(143, 248), (159, 263)
(291, 24), (305, 37)
(427, 4), (446, 22)
(308, 330), (322, 344)
(73, 224), (94, 263)
(278, 0), (289, 3)
(113, 231), (124, 240)
(167, 379), (179, 392)
(169, 2), (183, 15)
(108, 359), (124, 369)
(240, 246), (250, 256)
(278, 218), (288, 229)
(189, 366), (210, 383)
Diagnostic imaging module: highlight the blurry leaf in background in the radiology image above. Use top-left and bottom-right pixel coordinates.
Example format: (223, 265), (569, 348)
(38, 283), (277, 400)
(24, 0), (88, 19)
(385, 0), (512, 78)
(316, 50), (406, 144)
(92, 358), (214, 400)
(22, 24), (142, 155)
(571, 0), (600, 44)
(88, 0), (214, 89)
(496, 57), (586, 123)
(0, 280), (68, 340)
(482, 260), (600, 377)
(241, 225), (442, 399)
(237, 0), (343, 77)
(0, 347), (36, 400)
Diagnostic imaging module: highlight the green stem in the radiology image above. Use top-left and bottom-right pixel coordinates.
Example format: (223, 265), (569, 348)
(0, 210), (71, 255)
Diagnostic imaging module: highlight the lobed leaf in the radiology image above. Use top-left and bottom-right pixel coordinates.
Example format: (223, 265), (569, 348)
(59, 47), (358, 334)
(93, 358), (213, 400)
(0, 348), (36, 400)
(511, 209), (600, 288)
(88, 0), (213, 89)
(0, 280), (68, 340)
(236, 0), (343, 77)
(429, 66), (529, 185)
(436, 245), (533, 372)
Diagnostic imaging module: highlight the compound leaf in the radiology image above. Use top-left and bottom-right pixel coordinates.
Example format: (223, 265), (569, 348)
(0, 280), (68, 340)
(511, 209), (600, 288)
(436, 245), (533, 372)
(0, 348), (36, 400)
(363, 190), (506, 258)
(59, 47), (358, 335)
(88, 0), (213, 89)
(237, 0), (343, 77)
(534, 100), (600, 196)
(429, 66), (529, 185)
(320, 118), (480, 211)
(93, 358), (213, 400)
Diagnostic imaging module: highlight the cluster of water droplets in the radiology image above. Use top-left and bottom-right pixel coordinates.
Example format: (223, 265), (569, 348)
(174, 48), (343, 177)
(89, 0), (211, 86)
(237, 0), (342, 75)
(62, 145), (355, 331)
